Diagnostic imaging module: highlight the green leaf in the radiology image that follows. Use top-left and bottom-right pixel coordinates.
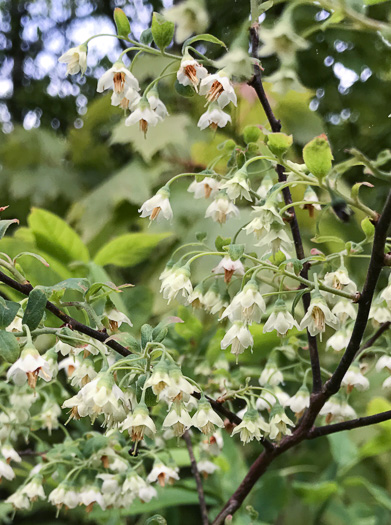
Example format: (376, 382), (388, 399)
(174, 79), (195, 97)
(93, 232), (172, 267)
(215, 235), (231, 252)
(140, 28), (153, 45)
(0, 219), (19, 240)
(151, 12), (175, 50)
(0, 330), (20, 363)
(293, 480), (340, 504)
(328, 432), (358, 469)
(28, 208), (89, 264)
(40, 278), (90, 299)
(0, 298), (20, 329)
(182, 33), (227, 52)
(146, 516), (167, 525)
(22, 288), (47, 330)
(311, 235), (345, 244)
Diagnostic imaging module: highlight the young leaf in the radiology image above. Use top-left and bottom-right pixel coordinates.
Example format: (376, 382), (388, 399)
(22, 288), (48, 330)
(113, 8), (130, 38)
(151, 12), (175, 51)
(0, 330), (20, 363)
(0, 218), (19, 240)
(140, 28), (153, 45)
(182, 34), (227, 52)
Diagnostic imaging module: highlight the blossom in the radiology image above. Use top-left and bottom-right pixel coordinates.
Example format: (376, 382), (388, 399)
(97, 61), (139, 94)
(6, 491), (30, 510)
(21, 477), (46, 502)
(326, 327), (352, 352)
(322, 266), (357, 304)
(177, 56), (208, 90)
(106, 308), (133, 330)
(1, 444), (21, 463)
(212, 255), (244, 284)
(187, 283), (205, 308)
(58, 356), (78, 376)
(256, 386), (290, 411)
(376, 355), (391, 373)
(125, 98), (161, 135)
(369, 302), (391, 324)
(139, 186), (173, 222)
(263, 299), (299, 336)
(221, 321), (254, 359)
(269, 403), (295, 440)
(259, 358), (284, 386)
(163, 364), (198, 401)
(198, 104), (231, 131)
(220, 280), (266, 323)
(286, 385), (310, 418)
(243, 201), (284, 240)
(122, 471), (157, 502)
(231, 408), (270, 444)
(58, 44), (87, 75)
(69, 357), (97, 388)
(147, 462), (179, 487)
(188, 176), (220, 199)
(256, 221), (293, 254)
(192, 399), (224, 435)
(160, 264), (193, 304)
(163, 0), (209, 43)
(144, 359), (171, 395)
(199, 71), (237, 108)
(111, 88), (140, 109)
(146, 89), (169, 119)
(163, 402), (193, 436)
(382, 376), (391, 389)
(205, 193), (239, 223)
(48, 484), (80, 509)
(197, 459), (220, 477)
(300, 186), (321, 217)
(332, 299), (357, 323)
(121, 403), (156, 442)
(40, 402), (62, 435)
(319, 394), (356, 423)
(300, 293), (339, 338)
(341, 362), (370, 393)
(380, 278), (391, 307)
(7, 346), (52, 388)
(54, 340), (75, 356)
(220, 169), (252, 201)
(0, 459), (15, 481)
(79, 485), (105, 511)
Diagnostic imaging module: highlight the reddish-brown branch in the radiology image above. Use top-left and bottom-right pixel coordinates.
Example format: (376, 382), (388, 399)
(308, 409), (391, 439)
(183, 431), (209, 525)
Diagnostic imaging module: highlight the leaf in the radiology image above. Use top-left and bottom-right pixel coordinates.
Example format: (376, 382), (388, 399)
(0, 330), (20, 363)
(293, 480), (340, 504)
(327, 433), (359, 469)
(146, 516), (167, 525)
(0, 298), (20, 329)
(40, 278), (90, 299)
(93, 232), (172, 267)
(28, 208), (89, 264)
(0, 219), (19, 240)
(151, 12), (175, 50)
(311, 235), (346, 244)
(182, 33), (227, 51)
(22, 288), (47, 330)
(140, 28), (153, 45)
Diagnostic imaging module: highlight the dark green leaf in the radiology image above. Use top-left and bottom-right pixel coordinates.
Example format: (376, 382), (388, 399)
(182, 33), (227, 52)
(22, 288), (47, 330)
(0, 298), (20, 329)
(0, 330), (20, 363)
(0, 219), (19, 240)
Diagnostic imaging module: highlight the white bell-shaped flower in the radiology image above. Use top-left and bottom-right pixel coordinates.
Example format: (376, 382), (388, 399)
(199, 70), (237, 108)
(121, 402), (156, 442)
(58, 44), (87, 75)
(191, 398), (224, 435)
(212, 255), (244, 284)
(221, 321), (253, 359)
(286, 385), (310, 418)
(269, 403), (295, 440)
(263, 299), (299, 336)
(177, 55), (208, 90)
(147, 461), (180, 487)
(125, 98), (162, 135)
(188, 176), (220, 199)
(341, 362), (369, 393)
(220, 280), (266, 324)
(326, 327), (352, 352)
(243, 200), (283, 240)
(220, 168), (252, 202)
(231, 408), (270, 444)
(139, 186), (173, 222)
(198, 104), (231, 131)
(97, 61), (139, 94)
(160, 263), (193, 304)
(7, 345), (52, 388)
(205, 192), (239, 224)
(300, 292), (339, 339)
(163, 401), (193, 436)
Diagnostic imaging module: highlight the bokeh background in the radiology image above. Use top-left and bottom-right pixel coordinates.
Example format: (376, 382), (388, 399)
(1, 0), (391, 524)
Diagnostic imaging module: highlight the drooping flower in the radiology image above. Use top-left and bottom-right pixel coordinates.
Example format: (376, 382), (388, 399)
(139, 186), (173, 222)
(67, 357), (96, 386)
(256, 221), (293, 254)
(199, 71), (237, 108)
(177, 56), (208, 91)
(369, 301), (391, 325)
(341, 362), (370, 393)
(160, 264), (193, 304)
(243, 200), (284, 240)
(163, 0), (209, 44)
(21, 476), (46, 502)
(220, 168), (252, 202)
(187, 283), (205, 308)
(79, 484), (106, 512)
(1, 444), (21, 464)
(255, 386), (290, 411)
(322, 266), (357, 303)
(259, 357), (284, 386)
(212, 255), (244, 284)
(40, 401), (62, 435)
(146, 89), (169, 119)
(0, 459), (15, 481)
(144, 359), (171, 395)
(197, 459), (220, 477)
(7, 345), (52, 388)
(331, 299), (357, 323)
(58, 44), (87, 75)
(220, 279), (266, 324)
(125, 98), (162, 135)
(106, 308), (133, 330)
(188, 176), (220, 199)
(198, 104), (231, 131)
(221, 321), (253, 359)
(263, 299), (299, 336)
(97, 61), (139, 94)
(268, 403), (295, 440)
(231, 408), (270, 444)
(326, 327), (352, 352)
(191, 398), (224, 435)
(111, 88), (140, 110)
(202, 282), (227, 315)
(286, 385), (310, 418)
(376, 355), (391, 373)
(163, 402), (193, 437)
(300, 292), (339, 339)
(205, 192), (239, 223)
(48, 484), (80, 510)
(300, 186), (322, 217)
(121, 402), (156, 442)
(163, 364), (198, 402)
(147, 461), (180, 487)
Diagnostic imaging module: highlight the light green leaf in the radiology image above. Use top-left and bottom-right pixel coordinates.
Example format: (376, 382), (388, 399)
(93, 232), (172, 267)
(293, 480), (340, 504)
(0, 330), (20, 363)
(311, 235), (345, 244)
(182, 33), (227, 51)
(28, 208), (89, 264)
(328, 432), (359, 469)
(0, 219), (19, 240)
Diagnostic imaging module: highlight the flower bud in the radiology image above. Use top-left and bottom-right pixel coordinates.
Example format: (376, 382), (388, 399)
(266, 132), (293, 157)
(302, 134), (333, 179)
(113, 8), (131, 38)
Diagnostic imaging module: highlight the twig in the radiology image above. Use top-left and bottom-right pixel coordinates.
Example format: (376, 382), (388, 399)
(183, 431), (209, 525)
(248, 23), (322, 393)
(357, 321), (391, 358)
(307, 409), (391, 439)
(0, 270), (245, 431)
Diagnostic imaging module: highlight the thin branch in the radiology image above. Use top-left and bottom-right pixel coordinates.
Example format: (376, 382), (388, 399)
(0, 270), (246, 431)
(248, 24), (322, 393)
(326, 189), (391, 395)
(358, 321), (391, 357)
(307, 409), (391, 439)
(183, 431), (209, 525)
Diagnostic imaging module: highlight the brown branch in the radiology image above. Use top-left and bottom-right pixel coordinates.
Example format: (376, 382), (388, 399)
(0, 270), (248, 432)
(358, 321), (391, 357)
(248, 24), (322, 393)
(307, 409), (391, 439)
(183, 431), (209, 525)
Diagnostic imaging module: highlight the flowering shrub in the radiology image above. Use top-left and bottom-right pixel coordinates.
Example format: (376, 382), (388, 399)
(1, 1), (391, 524)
